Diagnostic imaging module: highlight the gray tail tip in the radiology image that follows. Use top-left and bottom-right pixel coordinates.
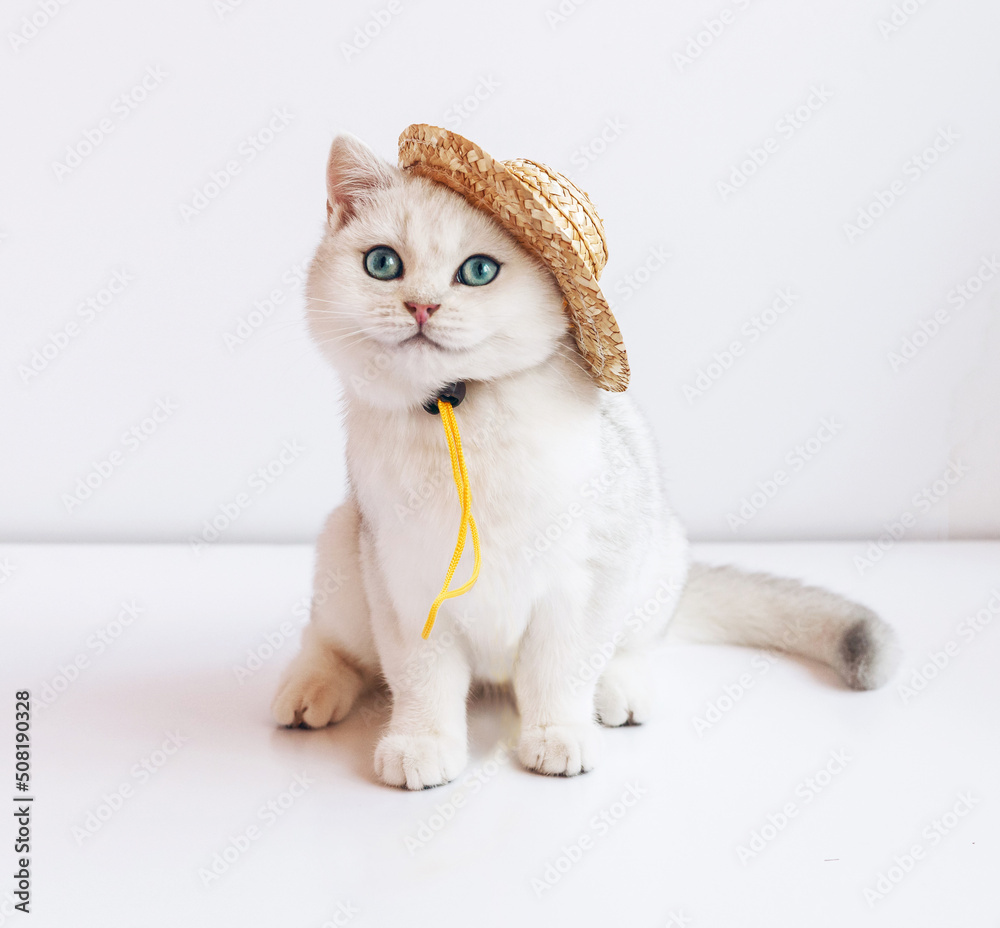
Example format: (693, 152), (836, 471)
(839, 609), (902, 691)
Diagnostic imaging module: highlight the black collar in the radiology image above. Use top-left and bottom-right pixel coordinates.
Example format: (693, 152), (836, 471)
(422, 381), (466, 415)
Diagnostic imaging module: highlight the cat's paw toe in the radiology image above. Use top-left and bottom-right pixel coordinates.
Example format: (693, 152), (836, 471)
(518, 723), (602, 776)
(271, 652), (363, 729)
(374, 732), (468, 790)
(595, 676), (652, 727)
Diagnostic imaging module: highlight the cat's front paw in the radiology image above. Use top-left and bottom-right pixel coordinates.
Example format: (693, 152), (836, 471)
(374, 732), (468, 790)
(518, 723), (603, 776)
(272, 649), (364, 729)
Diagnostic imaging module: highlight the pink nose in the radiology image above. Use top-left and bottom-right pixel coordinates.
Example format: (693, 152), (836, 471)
(405, 302), (440, 326)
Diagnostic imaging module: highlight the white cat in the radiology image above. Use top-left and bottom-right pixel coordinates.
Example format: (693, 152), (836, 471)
(272, 133), (900, 789)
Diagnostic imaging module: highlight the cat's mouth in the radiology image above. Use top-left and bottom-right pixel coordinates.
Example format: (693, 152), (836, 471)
(398, 330), (453, 351)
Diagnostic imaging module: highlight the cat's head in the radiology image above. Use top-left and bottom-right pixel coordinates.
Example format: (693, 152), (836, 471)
(306, 134), (572, 411)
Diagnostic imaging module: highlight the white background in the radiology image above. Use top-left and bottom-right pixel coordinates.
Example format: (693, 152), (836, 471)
(2, 0), (998, 545)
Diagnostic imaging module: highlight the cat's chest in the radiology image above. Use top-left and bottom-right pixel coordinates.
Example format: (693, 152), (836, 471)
(346, 398), (600, 545)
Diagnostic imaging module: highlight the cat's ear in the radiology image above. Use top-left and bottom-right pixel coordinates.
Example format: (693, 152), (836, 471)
(325, 134), (395, 230)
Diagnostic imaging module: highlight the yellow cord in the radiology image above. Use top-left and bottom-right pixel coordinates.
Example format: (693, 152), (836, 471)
(422, 399), (481, 640)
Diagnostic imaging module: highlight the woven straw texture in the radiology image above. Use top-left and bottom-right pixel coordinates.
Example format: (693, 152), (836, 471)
(398, 124), (629, 392)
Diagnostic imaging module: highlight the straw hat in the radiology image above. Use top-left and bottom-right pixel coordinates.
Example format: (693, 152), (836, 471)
(397, 124), (629, 392)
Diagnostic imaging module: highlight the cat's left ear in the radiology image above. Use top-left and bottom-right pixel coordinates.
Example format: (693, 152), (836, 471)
(325, 133), (395, 230)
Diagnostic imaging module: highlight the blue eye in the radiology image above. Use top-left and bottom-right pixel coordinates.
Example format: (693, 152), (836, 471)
(364, 246), (403, 281)
(457, 254), (500, 286)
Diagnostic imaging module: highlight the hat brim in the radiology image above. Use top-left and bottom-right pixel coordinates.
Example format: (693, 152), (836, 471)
(398, 124), (629, 392)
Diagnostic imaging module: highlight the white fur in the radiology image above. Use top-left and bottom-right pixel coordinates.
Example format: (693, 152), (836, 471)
(273, 134), (900, 789)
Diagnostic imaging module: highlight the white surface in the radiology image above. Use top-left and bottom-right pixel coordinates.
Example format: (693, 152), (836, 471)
(2, 0), (999, 543)
(2, 541), (997, 927)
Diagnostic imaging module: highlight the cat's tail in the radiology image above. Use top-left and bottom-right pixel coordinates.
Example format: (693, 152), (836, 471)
(667, 563), (901, 690)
